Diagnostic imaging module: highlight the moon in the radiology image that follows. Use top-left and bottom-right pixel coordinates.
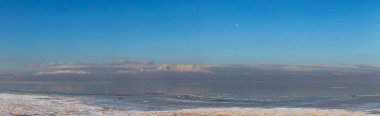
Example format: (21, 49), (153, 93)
(235, 24), (239, 28)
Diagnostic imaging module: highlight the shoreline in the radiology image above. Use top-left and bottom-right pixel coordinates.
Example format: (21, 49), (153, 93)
(0, 93), (377, 116)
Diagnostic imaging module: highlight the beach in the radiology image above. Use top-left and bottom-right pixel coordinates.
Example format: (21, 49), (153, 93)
(0, 93), (377, 116)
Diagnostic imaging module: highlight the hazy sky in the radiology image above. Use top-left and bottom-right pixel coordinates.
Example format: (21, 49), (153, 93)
(1, 0), (379, 73)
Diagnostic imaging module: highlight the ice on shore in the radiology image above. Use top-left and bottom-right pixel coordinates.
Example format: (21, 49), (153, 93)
(0, 93), (377, 116)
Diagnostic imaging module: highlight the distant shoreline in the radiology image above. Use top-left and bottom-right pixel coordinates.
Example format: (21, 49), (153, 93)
(0, 93), (376, 116)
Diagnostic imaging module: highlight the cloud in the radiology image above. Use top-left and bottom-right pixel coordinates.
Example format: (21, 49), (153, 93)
(35, 70), (91, 75)
(31, 60), (212, 74)
(111, 60), (155, 65)
(29, 62), (88, 69)
(116, 64), (212, 74)
(30, 60), (379, 76)
(116, 70), (141, 74)
(30, 60), (155, 69)
(209, 64), (380, 75)
(156, 64), (211, 73)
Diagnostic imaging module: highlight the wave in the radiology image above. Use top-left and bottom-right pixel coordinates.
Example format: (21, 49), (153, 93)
(3, 89), (380, 111)
(0, 92), (372, 116)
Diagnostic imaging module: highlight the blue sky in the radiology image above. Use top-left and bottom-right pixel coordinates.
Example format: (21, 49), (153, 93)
(0, 0), (379, 73)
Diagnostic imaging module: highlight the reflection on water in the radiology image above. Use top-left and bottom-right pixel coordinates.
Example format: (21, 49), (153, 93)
(52, 85), (86, 93)
(1, 76), (380, 98)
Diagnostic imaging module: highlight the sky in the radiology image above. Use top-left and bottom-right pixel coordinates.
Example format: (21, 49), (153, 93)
(0, 0), (380, 73)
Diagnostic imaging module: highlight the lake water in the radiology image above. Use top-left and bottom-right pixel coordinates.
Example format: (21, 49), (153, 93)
(1, 72), (380, 113)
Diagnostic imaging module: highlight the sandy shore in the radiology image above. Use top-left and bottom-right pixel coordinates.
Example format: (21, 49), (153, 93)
(0, 93), (377, 116)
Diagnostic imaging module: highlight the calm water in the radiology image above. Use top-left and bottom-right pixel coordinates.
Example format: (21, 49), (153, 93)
(1, 72), (380, 112)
